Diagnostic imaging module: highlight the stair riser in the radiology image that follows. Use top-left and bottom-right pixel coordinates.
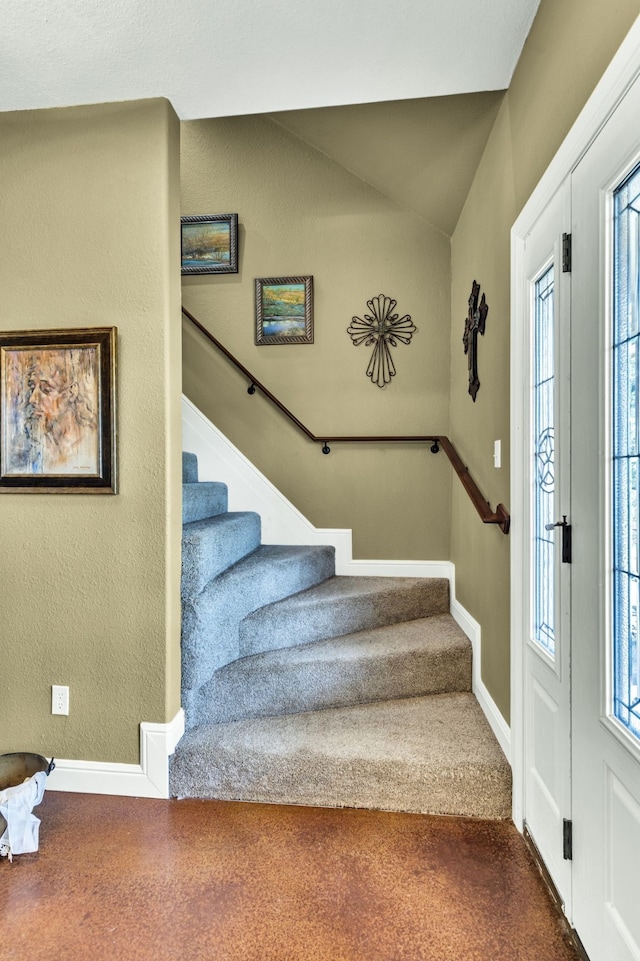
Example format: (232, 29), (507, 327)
(182, 452), (198, 484)
(183, 482), (229, 524)
(170, 748), (511, 819)
(194, 646), (472, 725)
(181, 545), (336, 704)
(239, 580), (450, 657)
(182, 512), (261, 599)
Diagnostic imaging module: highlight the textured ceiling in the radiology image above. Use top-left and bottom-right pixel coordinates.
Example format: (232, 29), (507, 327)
(1, 0), (540, 119)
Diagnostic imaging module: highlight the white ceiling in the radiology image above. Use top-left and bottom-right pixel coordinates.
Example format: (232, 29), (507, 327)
(1, 0), (541, 120)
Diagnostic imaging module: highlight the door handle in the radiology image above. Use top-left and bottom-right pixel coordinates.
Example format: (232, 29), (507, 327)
(545, 516), (572, 563)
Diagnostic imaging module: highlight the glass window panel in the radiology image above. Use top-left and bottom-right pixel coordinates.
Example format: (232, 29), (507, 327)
(613, 161), (640, 740)
(532, 265), (556, 658)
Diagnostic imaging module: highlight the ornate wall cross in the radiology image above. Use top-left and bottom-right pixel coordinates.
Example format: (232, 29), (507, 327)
(463, 280), (488, 401)
(347, 294), (416, 388)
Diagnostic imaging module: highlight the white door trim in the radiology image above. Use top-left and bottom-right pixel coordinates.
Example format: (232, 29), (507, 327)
(510, 14), (640, 831)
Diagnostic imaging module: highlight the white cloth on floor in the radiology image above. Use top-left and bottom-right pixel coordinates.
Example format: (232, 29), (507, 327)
(0, 771), (47, 860)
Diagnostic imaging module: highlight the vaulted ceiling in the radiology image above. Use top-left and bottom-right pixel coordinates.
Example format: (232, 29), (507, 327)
(1, 0), (541, 233)
(270, 92), (505, 235)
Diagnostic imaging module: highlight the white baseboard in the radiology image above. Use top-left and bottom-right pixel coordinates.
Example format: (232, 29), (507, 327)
(345, 559), (453, 579)
(46, 709), (185, 799)
(450, 597), (511, 763)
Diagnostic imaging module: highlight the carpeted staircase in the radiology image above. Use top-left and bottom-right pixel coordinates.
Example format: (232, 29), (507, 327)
(170, 452), (511, 818)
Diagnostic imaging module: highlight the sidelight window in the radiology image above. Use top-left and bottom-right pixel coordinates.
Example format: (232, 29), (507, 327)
(613, 161), (640, 740)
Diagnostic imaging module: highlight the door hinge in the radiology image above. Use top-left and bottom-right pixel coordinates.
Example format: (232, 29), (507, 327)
(562, 232), (572, 272)
(562, 521), (572, 564)
(563, 819), (573, 860)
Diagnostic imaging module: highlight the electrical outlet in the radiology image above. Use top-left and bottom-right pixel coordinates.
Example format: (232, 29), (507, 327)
(52, 685), (69, 716)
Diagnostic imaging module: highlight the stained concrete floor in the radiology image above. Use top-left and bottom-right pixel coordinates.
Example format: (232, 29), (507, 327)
(1, 792), (581, 961)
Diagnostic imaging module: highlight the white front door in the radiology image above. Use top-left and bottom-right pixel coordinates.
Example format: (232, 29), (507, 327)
(522, 184), (573, 911)
(570, 71), (640, 961)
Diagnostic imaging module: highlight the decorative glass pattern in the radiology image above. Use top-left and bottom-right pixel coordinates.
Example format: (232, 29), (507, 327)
(533, 265), (556, 657)
(613, 162), (640, 741)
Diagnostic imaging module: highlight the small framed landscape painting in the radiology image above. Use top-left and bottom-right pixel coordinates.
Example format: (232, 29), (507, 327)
(181, 214), (239, 274)
(255, 276), (314, 345)
(0, 327), (117, 493)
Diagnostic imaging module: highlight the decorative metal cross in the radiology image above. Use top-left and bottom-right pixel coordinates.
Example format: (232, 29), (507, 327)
(463, 280), (488, 402)
(347, 294), (416, 388)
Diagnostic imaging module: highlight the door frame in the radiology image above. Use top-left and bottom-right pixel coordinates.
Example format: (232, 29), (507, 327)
(510, 14), (640, 835)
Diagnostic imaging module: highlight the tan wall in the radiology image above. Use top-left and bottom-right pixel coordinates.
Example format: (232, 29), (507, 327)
(181, 115), (452, 560)
(450, 1), (640, 722)
(0, 100), (182, 764)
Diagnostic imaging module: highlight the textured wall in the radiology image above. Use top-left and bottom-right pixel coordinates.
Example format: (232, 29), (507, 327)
(450, 1), (640, 722)
(181, 115), (452, 561)
(0, 99), (182, 764)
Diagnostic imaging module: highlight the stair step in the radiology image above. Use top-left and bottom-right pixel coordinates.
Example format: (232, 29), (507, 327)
(170, 692), (512, 819)
(194, 614), (471, 725)
(182, 544), (336, 705)
(182, 451), (198, 484)
(183, 481), (229, 524)
(239, 575), (449, 657)
(182, 511), (261, 599)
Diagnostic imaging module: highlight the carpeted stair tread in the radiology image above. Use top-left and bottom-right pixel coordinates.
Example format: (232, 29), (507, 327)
(182, 544), (336, 707)
(239, 575), (450, 656)
(183, 481), (229, 524)
(170, 692), (511, 819)
(182, 511), (261, 598)
(182, 451), (199, 484)
(193, 613), (472, 725)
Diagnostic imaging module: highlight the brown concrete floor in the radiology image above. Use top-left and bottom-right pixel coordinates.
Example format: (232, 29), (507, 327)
(0, 792), (581, 961)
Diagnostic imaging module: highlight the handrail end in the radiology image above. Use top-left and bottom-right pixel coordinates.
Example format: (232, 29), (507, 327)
(496, 504), (510, 535)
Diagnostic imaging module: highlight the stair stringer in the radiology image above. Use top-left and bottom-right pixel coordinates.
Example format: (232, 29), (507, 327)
(182, 395), (451, 581)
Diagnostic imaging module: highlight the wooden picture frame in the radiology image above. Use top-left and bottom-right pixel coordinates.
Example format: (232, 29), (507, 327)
(0, 327), (117, 493)
(255, 276), (314, 345)
(181, 214), (239, 274)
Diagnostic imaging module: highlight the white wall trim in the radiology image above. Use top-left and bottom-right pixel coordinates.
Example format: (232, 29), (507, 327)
(510, 14), (640, 831)
(451, 592), (511, 763)
(46, 709), (185, 799)
(182, 394), (450, 579)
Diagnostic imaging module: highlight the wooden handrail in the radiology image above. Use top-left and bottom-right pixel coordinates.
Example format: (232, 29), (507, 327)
(182, 306), (510, 534)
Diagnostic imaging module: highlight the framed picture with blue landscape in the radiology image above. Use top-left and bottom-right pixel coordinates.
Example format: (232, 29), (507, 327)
(181, 214), (238, 274)
(255, 276), (314, 345)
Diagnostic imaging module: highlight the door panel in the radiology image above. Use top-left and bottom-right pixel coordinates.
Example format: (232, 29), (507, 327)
(523, 185), (573, 910)
(606, 767), (640, 955)
(571, 70), (640, 961)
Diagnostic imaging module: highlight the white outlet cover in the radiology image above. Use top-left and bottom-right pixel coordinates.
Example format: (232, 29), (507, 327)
(52, 685), (69, 716)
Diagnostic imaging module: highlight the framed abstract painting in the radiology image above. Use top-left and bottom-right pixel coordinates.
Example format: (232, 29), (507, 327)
(0, 327), (117, 493)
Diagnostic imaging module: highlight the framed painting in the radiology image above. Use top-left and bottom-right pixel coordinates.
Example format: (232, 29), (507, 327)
(255, 276), (314, 345)
(0, 327), (117, 493)
(181, 214), (239, 274)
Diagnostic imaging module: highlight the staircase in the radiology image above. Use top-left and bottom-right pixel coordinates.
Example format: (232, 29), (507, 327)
(170, 452), (511, 819)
